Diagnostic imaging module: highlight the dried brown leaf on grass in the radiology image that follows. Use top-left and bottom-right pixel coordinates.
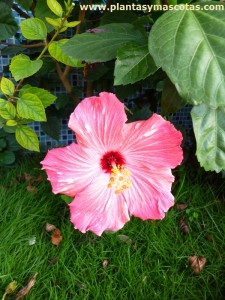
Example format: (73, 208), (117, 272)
(179, 219), (189, 234)
(45, 223), (56, 232)
(26, 185), (37, 193)
(175, 203), (188, 211)
(118, 234), (133, 244)
(15, 272), (38, 300)
(189, 256), (206, 275)
(17, 173), (43, 193)
(51, 228), (63, 246)
(102, 259), (109, 268)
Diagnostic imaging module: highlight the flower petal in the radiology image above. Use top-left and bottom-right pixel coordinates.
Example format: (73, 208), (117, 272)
(69, 173), (130, 236)
(68, 92), (127, 151)
(41, 143), (101, 196)
(121, 114), (183, 169)
(124, 165), (175, 220)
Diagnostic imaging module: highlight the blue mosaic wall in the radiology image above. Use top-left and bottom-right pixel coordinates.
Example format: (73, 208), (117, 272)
(0, 9), (193, 151)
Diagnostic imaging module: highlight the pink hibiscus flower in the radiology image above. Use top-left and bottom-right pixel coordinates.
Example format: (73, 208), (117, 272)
(41, 92), (183, 236)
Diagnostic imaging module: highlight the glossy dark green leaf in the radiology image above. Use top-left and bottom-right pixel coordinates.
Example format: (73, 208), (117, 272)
(35, 0), (58, 32)
(149, 3), (225, 108)
(15, 0), (33, 11)
(161, 77), (186, 115)
(48, 39), (84, 67)
(191, 104), (225, 172)
(0, 150), (15, 165)
(114, 44), (158, 85)
(128, 105), (152, 122)
(61, 23), (146, 63)
(41, 115), (60, 140)
(100, 11), (137, 25)
(0, 2), (18, 40)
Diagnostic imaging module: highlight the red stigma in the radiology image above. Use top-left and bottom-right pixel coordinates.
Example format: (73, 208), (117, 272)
(100, 151), (125, 173)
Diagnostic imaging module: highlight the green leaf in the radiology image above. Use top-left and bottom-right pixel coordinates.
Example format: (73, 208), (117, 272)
(61, 23), (146, 63)
(128, 105), (152, 122)
(47, 0), (63, 17)
(66, 21), (80, 28)
(3, 125), (17, 133)
(0, 77), (15, 96)
(114, 44), (158, 85)
(1, 46), (25, 56)
(60, 194), (73, 204)
(21, 18), (47, 40)
(0, 102), (16, 120)
(161, 77), (186, 115)
(191, 104), (225, 173)
(0, 99), (7, 109)
(16, 125), (40, 151)
(0, 150), (15, 165)
(17, 93), (46, 121)
(101, 11), (137, 25)
(15, 0), (33, 11)
(41, 115), (60, 140)
(6, 120), (17, 126)
(0, 2), (18, 40)
(149, 3), (225, 108)
(35, 0), (58, 32)
(19, 85), (56, 108)
(48, 39), (84, 67)
(0, 138), (7, 149)
(10, 54), (43, 81)
(45, 17), (61, 28)
(5, 134), (21, 151)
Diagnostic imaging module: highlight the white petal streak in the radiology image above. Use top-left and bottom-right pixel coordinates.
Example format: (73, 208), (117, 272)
(41, 143), (101, 196)
(125, 165), (174, 220)
(69, 173), (130, 236)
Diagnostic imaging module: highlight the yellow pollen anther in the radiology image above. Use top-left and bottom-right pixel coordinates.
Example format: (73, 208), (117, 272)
(107, 164), (131, 195)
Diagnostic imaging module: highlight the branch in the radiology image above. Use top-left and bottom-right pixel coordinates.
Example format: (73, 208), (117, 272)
(0, 42), (45, 48)
(12, 3), (30, 19)
(86, 81), (93, 97)
(76, 9), (86, 35)
(56, 62), (80, 104)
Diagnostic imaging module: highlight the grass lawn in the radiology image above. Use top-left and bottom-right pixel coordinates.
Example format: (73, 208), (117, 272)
(0, 158), (225, 299)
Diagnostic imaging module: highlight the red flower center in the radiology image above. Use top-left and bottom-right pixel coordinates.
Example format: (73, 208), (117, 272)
(100, 151), (125, 173)
(101, 151), (131, 195)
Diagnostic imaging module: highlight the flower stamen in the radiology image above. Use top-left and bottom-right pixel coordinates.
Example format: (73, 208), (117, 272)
(107, 164), (131, 194)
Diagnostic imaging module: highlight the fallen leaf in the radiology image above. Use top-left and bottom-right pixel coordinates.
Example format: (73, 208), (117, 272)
(15, 272), (38, 300)
(2, 280), (17, 299)
(51, 228), (63, 246)
(189, 256), (206, 275)
(32, 174), (43, 184)
(26, 185), (37, 193)
(118, 234), (132, 244)
(45, 223), (56, 232)
(24, 173), (33, 182)
(175, 203), (188, 211)
(179, 219), (189, 234)
(102, 259), (109, 268)
(24, 173), (43, 186)
(48, 257), (59, 264)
